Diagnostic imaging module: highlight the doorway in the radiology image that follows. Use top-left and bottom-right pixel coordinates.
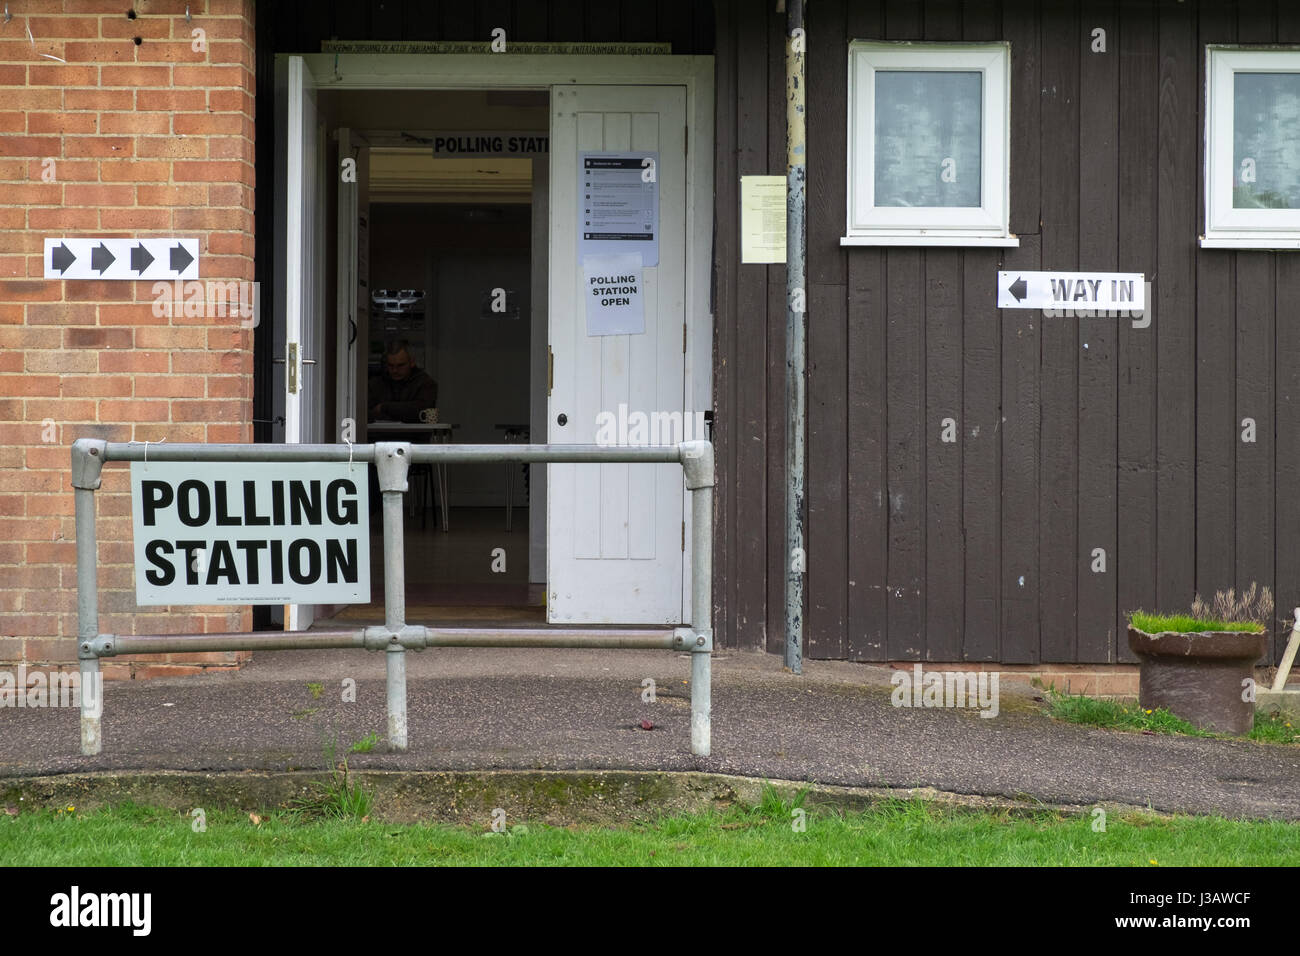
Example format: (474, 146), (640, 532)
(272, 54), (714, 629)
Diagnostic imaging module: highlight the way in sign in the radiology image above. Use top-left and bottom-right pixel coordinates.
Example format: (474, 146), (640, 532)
(996, 271), (1145, 312)
(43, 237), (199, 281)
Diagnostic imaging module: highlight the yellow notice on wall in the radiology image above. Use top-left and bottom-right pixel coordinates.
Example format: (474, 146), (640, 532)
(741, 175), (787, 263)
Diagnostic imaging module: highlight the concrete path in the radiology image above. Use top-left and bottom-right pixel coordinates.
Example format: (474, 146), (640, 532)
(2, 648), (1298, 820)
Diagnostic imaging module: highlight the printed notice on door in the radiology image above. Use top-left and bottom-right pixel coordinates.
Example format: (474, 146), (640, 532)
(583, 253), (645, 336)
(741, 175), (787, 263)
(579, 153), (659, 266)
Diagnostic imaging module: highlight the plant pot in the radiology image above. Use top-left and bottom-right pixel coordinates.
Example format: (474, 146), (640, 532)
(1127, 627), (1268, 734)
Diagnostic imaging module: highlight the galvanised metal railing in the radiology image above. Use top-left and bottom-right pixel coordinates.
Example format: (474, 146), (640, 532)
(70, 438), (715, 757)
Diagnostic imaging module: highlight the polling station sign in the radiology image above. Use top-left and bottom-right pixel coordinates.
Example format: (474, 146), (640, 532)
(130, 462), (370, 606)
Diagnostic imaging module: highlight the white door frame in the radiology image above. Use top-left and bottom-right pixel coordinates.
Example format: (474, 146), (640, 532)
(291, 54), (714, 614)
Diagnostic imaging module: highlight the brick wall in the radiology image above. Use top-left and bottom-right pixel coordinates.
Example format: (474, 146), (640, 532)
(0, 0), (257, 676)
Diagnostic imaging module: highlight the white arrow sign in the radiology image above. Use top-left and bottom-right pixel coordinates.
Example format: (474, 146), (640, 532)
(44, 238), (199, 281)
(997, 270), (1144, 311)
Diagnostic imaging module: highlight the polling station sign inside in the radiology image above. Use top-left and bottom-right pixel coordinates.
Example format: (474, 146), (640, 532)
(130, 462), (370, 606)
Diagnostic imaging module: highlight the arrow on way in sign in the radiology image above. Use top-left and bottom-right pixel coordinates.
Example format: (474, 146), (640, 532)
(51, 242), (76, 275)
(170, 243), (194, 275)
(130, 243), (155, 274)
(91, 243), (116, 274)
(1007, 276), (1028, 302)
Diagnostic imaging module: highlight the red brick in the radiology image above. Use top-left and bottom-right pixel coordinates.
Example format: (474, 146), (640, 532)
(132, 423), (204, 443)
(137, 375), (205, 398)
(28, 112), (97, 134)
(64, 183), (135, 206)
(26, 158), (97, 180)
(26, 208), (98, 229)
(27, 350), (96, 373)
(64, 41), (136, 63)
(64, 280), (133, 301)
(100, 351), (167, 373)
(99, 400), (169, 422)
(100, 15), (172, 39)
(173, 160), (248, 183)
(0, 136), (62, 157)
(136, 40), (208, 64)
(0, 375), (60, 396)
(0, 66), (26, 86)
(27, 397), (96, 419)
(205, 231), (253, 256)
(0, 255), (23, 277)
(65, 136), (134, 158)
(61, 375), (133, 397)
(99, 208), (171, 229)
(65, 88), (134, 110)
(98, 112), (170, 135)
(210, 41), (254, 70)
(26, 541), (77, 563)
(206, 423), (248, 443)
(27, 65), (98, 86)
(62, 0), (126, 12)
(0, 233), (43, 254)
(136, 89), (206, 112)
(98, 303), (168, 326)
(0, 353), (20, 373)
(0, 113), (24, 133)
(206, 376), (248, 399)
(0, 304), (21, 325)
(137, 184), (205, 205)
(100, 65), (171, 87)
(99, 160), (169, 182)
(135, 327), (206, 349)
(14, 89), (64, 111)
(172, 65), (249, 88)
(173, 112), (244, 136)
(172, 207), (249, 230)
(28, 16), (102, 37)
(65, 327), (133, 350)
(206, 137), (253, 161)
(27, 303), (95, 326)
(171, 400), (240, 422)
(0, 208), (24, 228)
(137, 137), (205, 159)
(1, 183), (62, 204)
(207, 89), (254, 114)
(0, 280), (59, 302)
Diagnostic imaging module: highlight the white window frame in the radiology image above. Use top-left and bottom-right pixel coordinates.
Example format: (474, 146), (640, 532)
(1203, 46), (1300, 249)
(842, 41), (1016, 247)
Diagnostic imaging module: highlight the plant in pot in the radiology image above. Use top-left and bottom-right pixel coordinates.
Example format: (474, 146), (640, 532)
(1126, 585), (1274, 735)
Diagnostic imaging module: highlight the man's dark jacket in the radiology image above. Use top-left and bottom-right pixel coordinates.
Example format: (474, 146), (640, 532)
(368, 368), (437, 423)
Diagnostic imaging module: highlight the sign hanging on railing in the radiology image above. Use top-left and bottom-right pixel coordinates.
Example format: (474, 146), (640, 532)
(130, 462), (370, 606)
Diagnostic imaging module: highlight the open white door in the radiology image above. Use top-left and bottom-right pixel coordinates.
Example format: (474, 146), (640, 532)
(548, 85), (687, 624)
(282, 55), (327, 630)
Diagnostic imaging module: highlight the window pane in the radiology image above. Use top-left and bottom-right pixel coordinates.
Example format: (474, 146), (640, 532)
(875, 70), (982, 208)
(1233, 72), (1300, 209)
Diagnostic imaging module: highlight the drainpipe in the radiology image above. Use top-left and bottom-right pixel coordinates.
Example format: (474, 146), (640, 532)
(784, 0), (807, 674)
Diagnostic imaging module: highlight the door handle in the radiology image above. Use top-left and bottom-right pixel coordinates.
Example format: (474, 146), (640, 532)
(556, 413), (567, 426)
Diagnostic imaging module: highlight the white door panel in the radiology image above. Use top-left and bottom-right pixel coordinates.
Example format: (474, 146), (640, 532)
(548, 85), (687, 624)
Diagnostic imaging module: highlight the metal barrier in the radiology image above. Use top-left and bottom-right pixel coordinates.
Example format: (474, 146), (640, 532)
(70, 438), (715, 758)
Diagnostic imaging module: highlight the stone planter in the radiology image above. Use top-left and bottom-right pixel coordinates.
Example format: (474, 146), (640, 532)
(1127, 627), (1268, 734)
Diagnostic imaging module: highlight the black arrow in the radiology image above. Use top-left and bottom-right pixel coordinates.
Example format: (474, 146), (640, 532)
(1008, 276), (1028, 302)
(91, 242), (116, 274)
(51, 242), (75, 275)
(130, 243), (154, 274)
(169, 243), (194, 275)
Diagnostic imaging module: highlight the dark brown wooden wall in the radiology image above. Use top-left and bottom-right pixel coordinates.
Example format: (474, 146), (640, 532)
(712, 0), (1300, 664)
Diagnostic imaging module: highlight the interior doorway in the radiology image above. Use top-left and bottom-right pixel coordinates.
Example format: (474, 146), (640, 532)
(323, 90), (551, 625)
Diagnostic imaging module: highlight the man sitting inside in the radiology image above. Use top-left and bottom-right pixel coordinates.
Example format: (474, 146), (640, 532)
(368, 340), (437, 422)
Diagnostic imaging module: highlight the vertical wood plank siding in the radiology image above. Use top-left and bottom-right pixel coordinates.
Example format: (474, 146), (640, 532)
(712, 0), (1295, 663)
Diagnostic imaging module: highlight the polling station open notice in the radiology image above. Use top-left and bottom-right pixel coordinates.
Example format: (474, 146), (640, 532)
(130, 462), (371, 606)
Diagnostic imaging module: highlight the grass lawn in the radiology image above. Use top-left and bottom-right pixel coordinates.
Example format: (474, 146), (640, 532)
(3, 794), (1298, 866)
(1047, 692), (1300, 744)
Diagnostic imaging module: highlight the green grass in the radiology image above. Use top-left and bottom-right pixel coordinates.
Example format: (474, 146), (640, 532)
(3, 795), (1298, 865)
(1128, 611), (1264, 634)
(1047, 691), (1299, 744)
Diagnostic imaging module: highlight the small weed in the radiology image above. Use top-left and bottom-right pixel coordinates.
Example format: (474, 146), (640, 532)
(1048, 691), (1298, 744)
(286, 737), (372, 821)
(290, 707), (319, 720)
(349, 732), (381, 754)
(306, 682), (324, 700)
